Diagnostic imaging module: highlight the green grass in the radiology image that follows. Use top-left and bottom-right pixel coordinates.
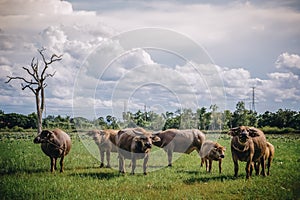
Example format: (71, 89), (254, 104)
(0, 133), (299, 200)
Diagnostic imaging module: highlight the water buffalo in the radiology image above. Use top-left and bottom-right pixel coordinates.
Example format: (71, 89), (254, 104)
(33, 128), (72, 172)
(255, 141), (275, 176)
(116, 128), (160, 175)
(200, 140), (226, 173)
(87, 129), (118, 168)
(228, 126), (267, 179)
(153, 129), (206, 166)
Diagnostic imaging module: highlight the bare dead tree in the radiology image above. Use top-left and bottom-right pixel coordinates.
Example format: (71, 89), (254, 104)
(6, 48), (62, 134)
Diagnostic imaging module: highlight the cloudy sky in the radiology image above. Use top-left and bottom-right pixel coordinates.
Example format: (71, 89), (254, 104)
(0, 0), (300, 120)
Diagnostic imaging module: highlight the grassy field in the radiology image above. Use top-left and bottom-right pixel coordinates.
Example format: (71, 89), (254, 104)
(0, 132), (299, 200)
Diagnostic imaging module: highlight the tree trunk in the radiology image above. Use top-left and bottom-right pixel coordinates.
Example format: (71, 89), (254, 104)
(35, 90), (43, 134)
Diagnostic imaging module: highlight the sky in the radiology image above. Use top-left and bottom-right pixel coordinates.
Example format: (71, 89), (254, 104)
(0, 0), (300, 120)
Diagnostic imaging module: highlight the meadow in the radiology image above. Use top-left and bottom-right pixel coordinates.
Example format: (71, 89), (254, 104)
(0, 132), (299, 200)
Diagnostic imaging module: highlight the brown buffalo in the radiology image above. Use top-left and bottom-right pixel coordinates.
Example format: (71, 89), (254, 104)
(228, 126), (267, 179)
(255, 141), (275, 176)
(153, 129), (206, 166)
(116, 128), (160, 175)
(33, 128), (72, 172)
(87, 129), (118, 168)
(200, 140), (226, 173)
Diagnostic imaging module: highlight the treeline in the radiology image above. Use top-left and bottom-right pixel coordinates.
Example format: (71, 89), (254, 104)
(1, 101), (300, 132)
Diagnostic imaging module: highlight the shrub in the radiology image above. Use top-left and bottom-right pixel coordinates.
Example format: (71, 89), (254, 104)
(260, 126), (295, 134)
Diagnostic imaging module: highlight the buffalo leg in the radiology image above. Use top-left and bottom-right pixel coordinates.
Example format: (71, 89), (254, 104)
(267, 157), (272, 175)
(131, 156), (136, 175)
(200, 158), (204, 167)
(118, 155), (125, 174)
(246, 161), (252, 179)
(50, 157), (55, 172)
(106, 151), (111, 168)
(143, 155), (149, 175)
(232, 155), (239, 177)
(100, 150), (105, 168)
(204, 159), (208, 172)
(219, 160), (222, 174)
(260, 157), (266, 176)
(54, 158), (58, 171)
(60, 156), (65, 172)
(255, 162), (260, 175)
(208, 160), (213, 173)
(167, 149), (172, 167)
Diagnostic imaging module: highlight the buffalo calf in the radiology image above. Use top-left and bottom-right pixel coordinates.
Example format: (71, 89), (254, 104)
(200, 140), (226, 173)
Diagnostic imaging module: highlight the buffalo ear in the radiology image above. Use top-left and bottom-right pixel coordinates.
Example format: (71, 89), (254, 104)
(134, 136), (141, 142)
(151, 135), (161, 142)
(41, 130), (52, 137)
(248, 127), (261, 137)
(228, 127), (240, 136)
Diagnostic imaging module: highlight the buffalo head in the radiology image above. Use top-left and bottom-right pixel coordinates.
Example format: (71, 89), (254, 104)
(228, 126), (260, 144)
(134, 135), (160, 152)
(33, 130), (54, 144)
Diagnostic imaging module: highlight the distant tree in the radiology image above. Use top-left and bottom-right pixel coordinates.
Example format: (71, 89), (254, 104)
(180, 108), (197, 129)
(163, 111), (180, 130)
(27, 112), (38, 129)
(232, 101), (249, 127)
(6, 48), (62, 134)
(147, 111), (164, 131)
(97, 116), (108, 128)
(258, 111), (274, 127)
(210, 104), (223, 130)
(223, 110), (233, 129)
(197, 107), (207, 130)
(248, 110), (258, 127)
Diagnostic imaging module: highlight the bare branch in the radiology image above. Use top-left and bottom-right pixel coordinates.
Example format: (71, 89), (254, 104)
(38, 48), (47, 66)
(22, 66), (35, 77)
(44, 70), (56, 79)
(49, 54), (63, 63)
(21, 83), (36, 94)
(6, 76), (35, 85)
(38, 48), (62, 80)
(30, 57), (40, 81)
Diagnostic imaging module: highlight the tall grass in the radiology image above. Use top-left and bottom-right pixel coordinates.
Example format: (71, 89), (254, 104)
(0, 132), (299, 199)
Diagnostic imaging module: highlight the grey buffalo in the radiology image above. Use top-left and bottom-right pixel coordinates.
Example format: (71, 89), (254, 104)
(153, 129), (206, 167)
(87, 129), (118, 168)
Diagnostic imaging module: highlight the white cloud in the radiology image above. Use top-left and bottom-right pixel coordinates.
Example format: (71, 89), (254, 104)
(275, 52), (300, 69)
(0, 0), (73, 16)
(220, 65), (300, 111)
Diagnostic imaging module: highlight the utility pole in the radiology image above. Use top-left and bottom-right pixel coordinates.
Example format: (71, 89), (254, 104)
(251, 87), (256, 112)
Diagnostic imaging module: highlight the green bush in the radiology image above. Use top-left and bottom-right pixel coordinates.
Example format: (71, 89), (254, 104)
(11, 126), (24, 132)
(261, 126), (295, 134)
